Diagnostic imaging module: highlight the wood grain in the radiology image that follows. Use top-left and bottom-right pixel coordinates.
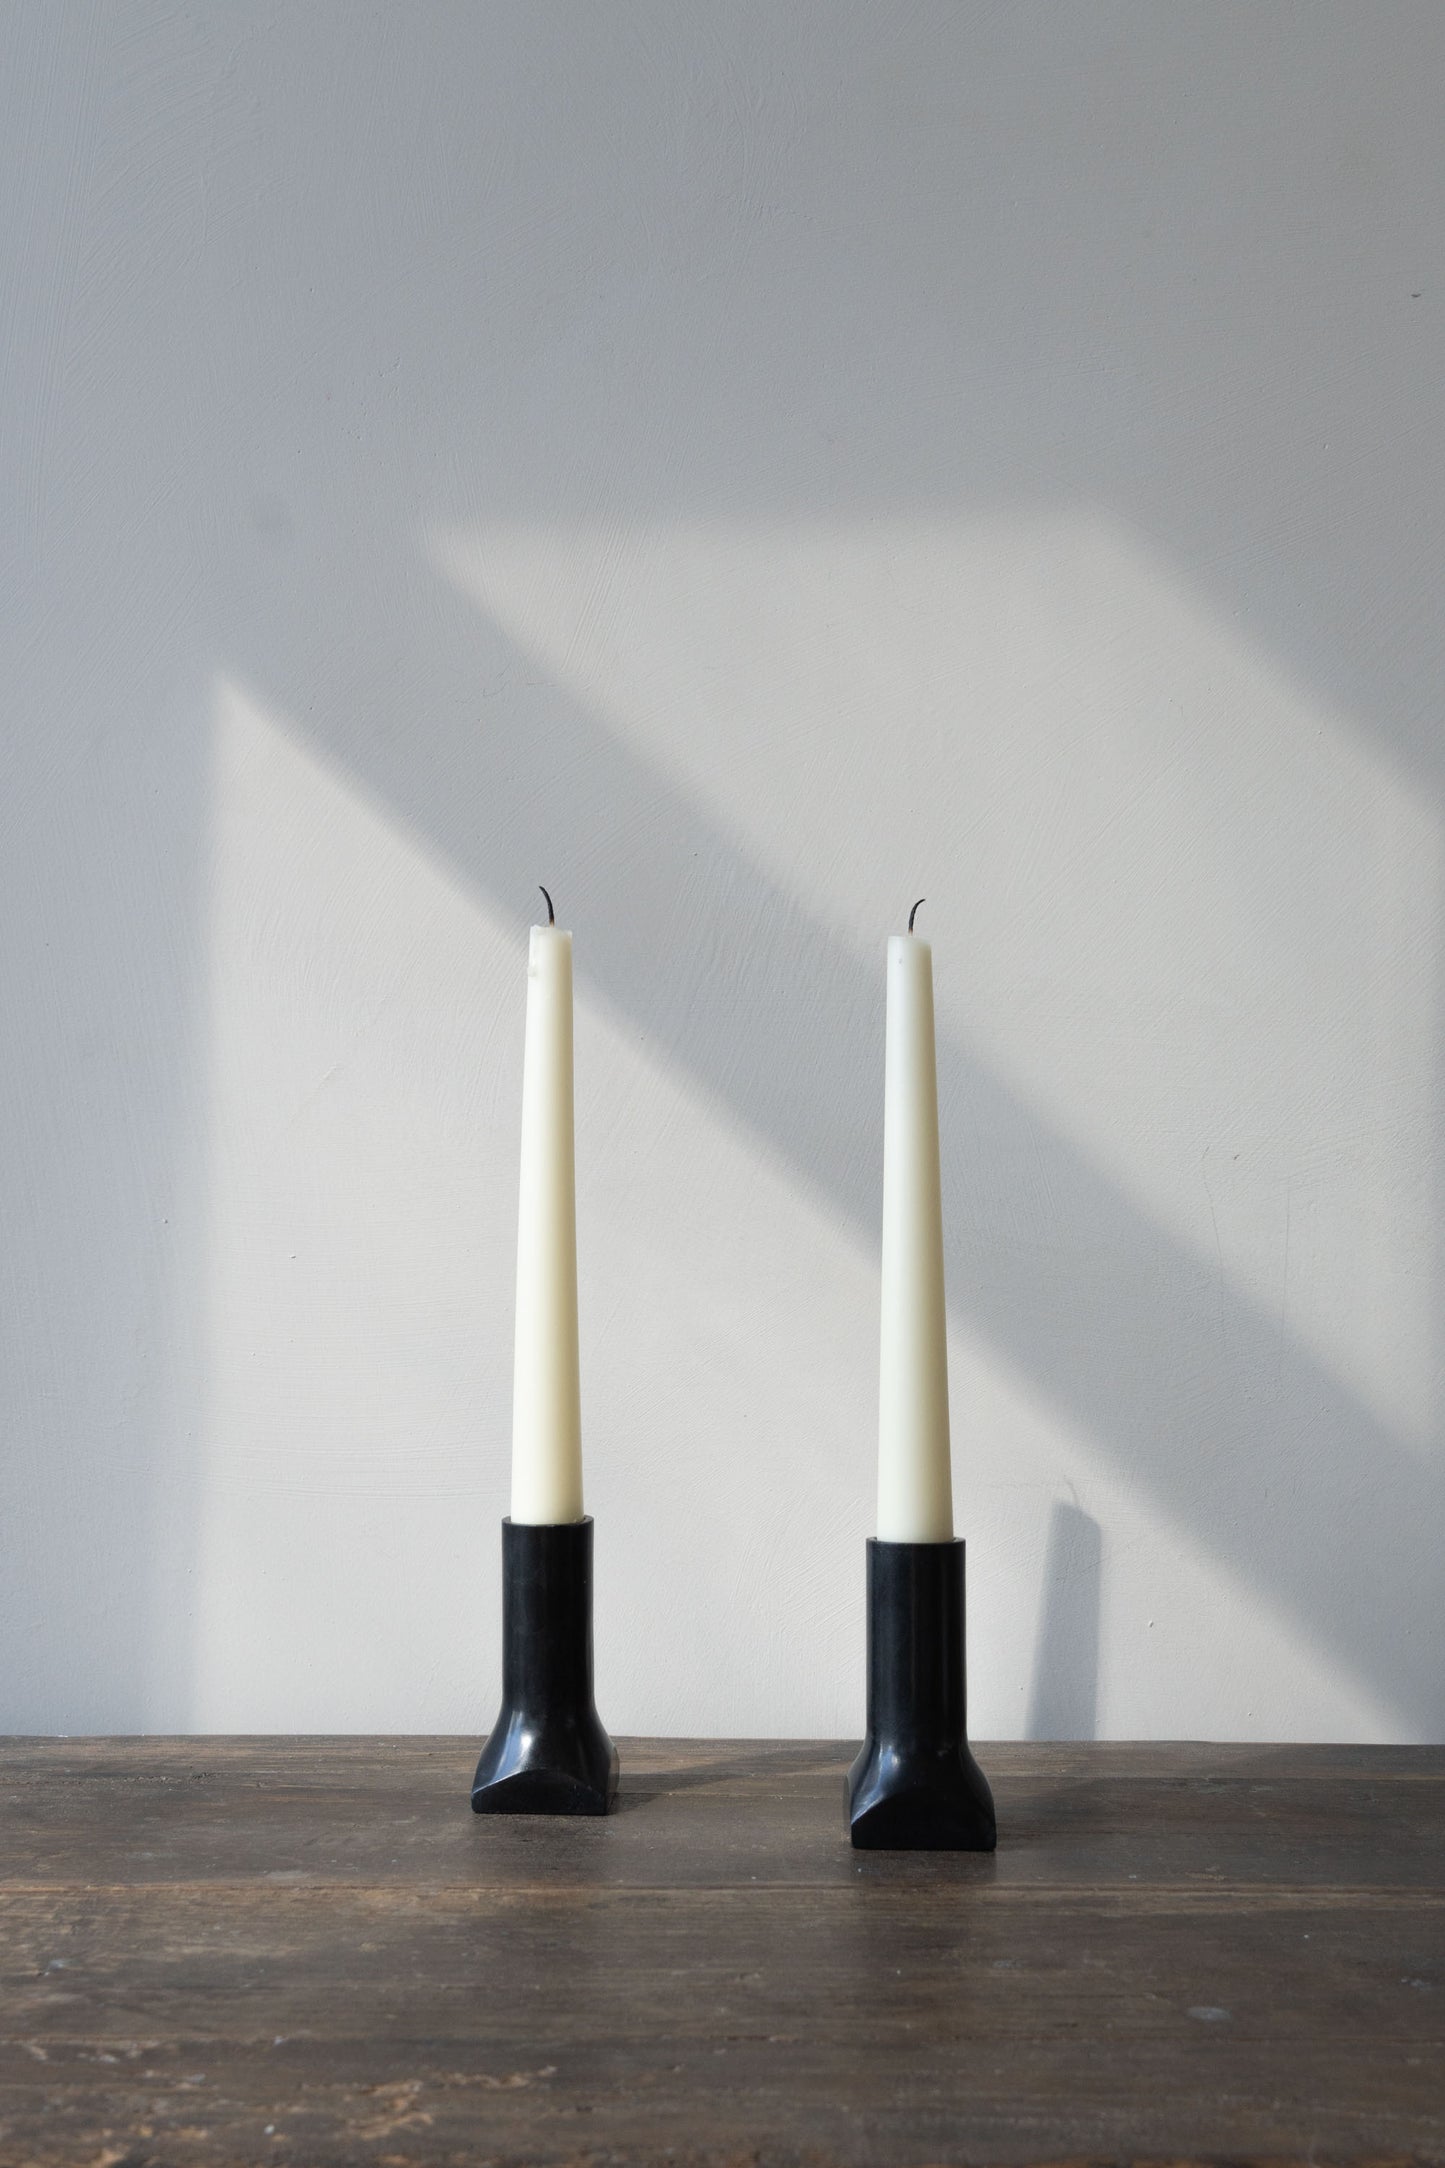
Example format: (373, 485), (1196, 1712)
(0, 1739), (1441, 2165)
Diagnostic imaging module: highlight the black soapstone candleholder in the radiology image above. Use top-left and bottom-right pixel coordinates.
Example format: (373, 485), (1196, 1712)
(846, 1536), (996, 1850)
(470, 1515), (618, 1816)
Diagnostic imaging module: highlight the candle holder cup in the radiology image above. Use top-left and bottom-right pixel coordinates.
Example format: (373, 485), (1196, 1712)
(471, 1516), (618, 1816)
(846, 1536), (996, 1850)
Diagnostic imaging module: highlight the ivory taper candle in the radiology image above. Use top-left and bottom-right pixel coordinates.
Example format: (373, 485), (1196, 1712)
(510, 887), (584, 1525)
(877, 900), (954, 1542)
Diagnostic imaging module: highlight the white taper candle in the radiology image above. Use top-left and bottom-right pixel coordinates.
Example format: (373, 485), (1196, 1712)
(510, 892), (584, 1525)
(877, 908), (954, 1542)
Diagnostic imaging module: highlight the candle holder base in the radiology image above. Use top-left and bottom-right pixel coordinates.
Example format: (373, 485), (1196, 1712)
(846, 1537), (996, 1851)
(471, 1517), (618, 1817)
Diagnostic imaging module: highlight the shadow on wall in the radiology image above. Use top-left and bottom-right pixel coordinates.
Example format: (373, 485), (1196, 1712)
(3, 3), (1444, 1731)
(1027, 1503), (1103, 1743)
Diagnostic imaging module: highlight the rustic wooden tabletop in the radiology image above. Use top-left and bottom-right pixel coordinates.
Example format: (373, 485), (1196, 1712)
(0, 1737), (1441, 2165)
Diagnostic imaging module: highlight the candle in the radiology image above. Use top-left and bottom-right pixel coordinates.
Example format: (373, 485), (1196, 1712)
(510, 887), (584, 1525)
(877, 900), (954, 1542)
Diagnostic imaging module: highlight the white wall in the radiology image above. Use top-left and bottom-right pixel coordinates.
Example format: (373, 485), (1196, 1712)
(4, 1), (1442, 1742)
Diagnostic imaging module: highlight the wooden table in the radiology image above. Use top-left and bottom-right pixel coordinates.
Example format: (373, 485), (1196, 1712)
(1, 1739), (1441, 2165)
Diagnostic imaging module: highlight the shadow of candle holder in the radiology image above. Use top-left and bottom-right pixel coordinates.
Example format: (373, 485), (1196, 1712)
(1027, 1502), (1103, 1743)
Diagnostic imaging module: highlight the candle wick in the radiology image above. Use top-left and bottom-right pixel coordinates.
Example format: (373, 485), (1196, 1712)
(538, 885), (555, 927)
(908, 897), (925, 933)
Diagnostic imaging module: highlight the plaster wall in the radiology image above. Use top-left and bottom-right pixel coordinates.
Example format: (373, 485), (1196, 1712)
(4, 1), (1442, 1739)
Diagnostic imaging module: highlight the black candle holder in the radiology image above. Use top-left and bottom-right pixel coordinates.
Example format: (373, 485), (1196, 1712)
(471, 1516), (618, 1816)
(846, 1536), (996, 1850)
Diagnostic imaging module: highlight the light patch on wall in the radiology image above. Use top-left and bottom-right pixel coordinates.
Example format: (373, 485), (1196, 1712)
(200, 679), (1080, 1733)
(193, 679), (523, 1726)
(431, 514), (1441, 1460)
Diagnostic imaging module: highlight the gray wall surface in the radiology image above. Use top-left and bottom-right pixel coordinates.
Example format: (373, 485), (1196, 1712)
(4, 1), (1442, 1740)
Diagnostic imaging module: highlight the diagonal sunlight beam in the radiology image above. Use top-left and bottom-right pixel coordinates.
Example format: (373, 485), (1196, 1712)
(438, 508), (1441, 1456)
(237, 566), (1443, 1735)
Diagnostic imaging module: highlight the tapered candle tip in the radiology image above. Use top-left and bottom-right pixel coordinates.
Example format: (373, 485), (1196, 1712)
(538, 885), (555, 927)
(908, 898), (925, 934)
